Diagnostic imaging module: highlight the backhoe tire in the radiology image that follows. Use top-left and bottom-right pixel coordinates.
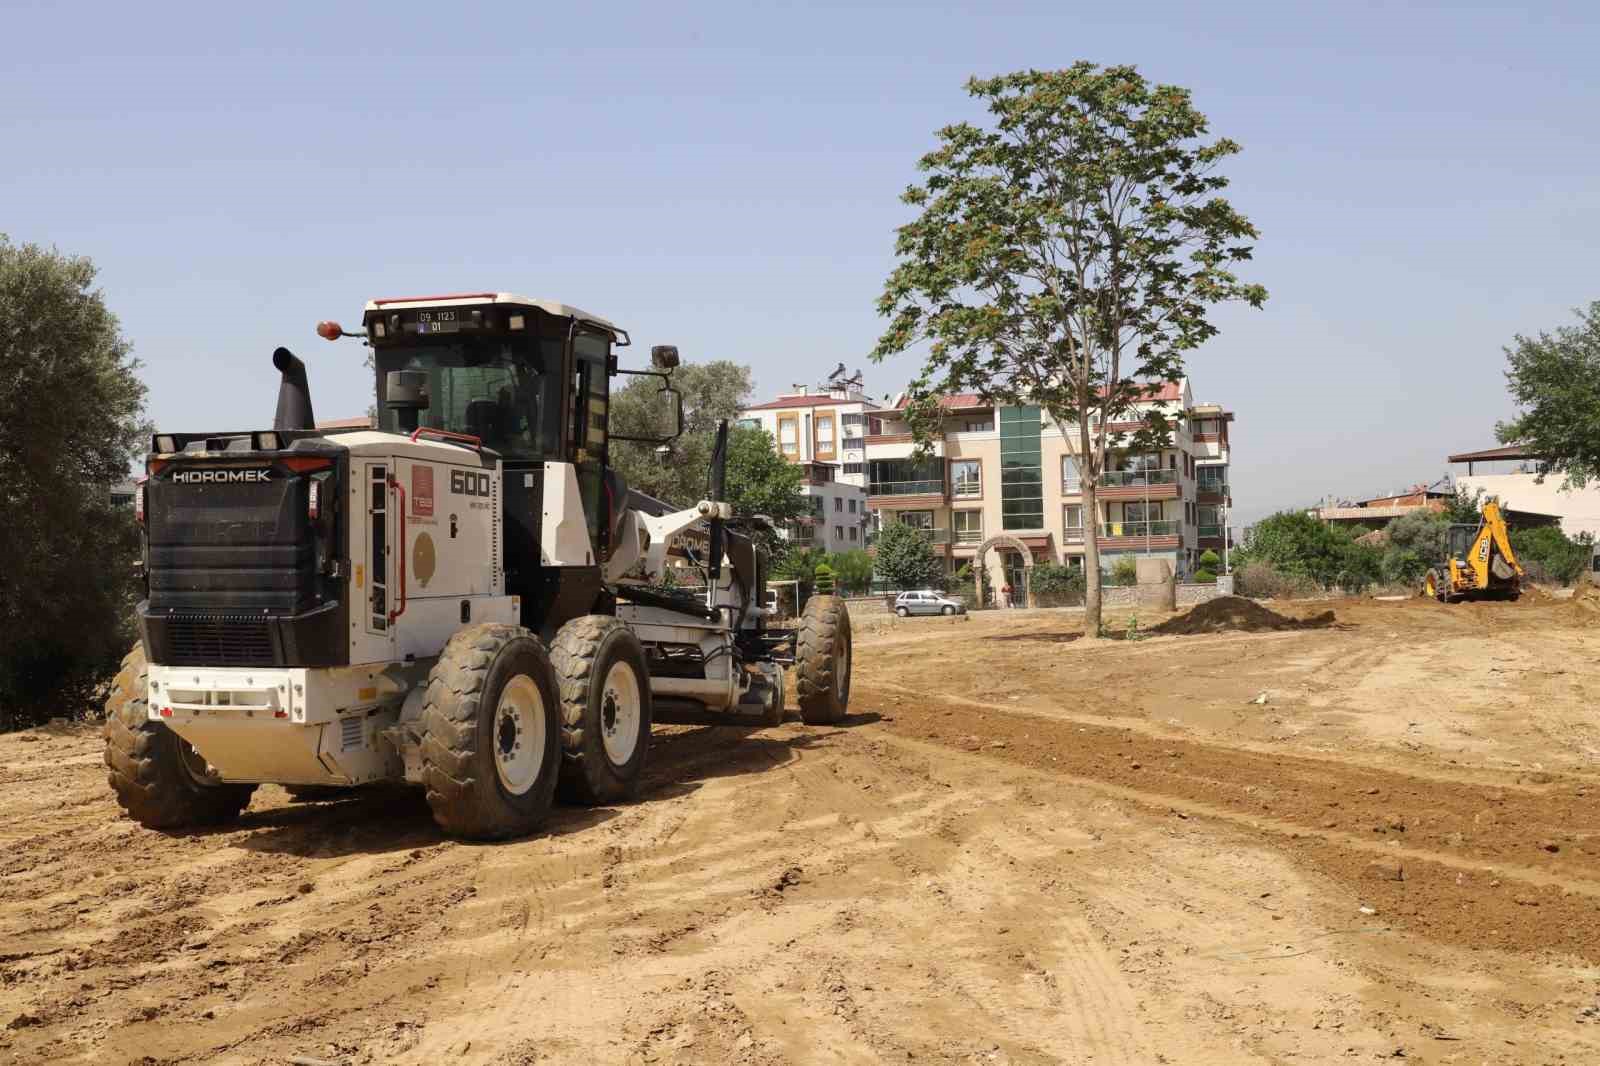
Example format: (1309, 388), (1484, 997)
(103, 644), (256, 830)
(420, 624), (562, 840)
(797, 595), (852, 725)
(1424, 569), (1447, 603)
(552, 616), (653, 806)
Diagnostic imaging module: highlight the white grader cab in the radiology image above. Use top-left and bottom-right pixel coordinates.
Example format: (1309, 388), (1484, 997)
(105, 294), (852, 839)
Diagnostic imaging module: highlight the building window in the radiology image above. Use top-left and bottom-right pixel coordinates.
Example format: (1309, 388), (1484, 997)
(777, 414), (799, 458)
(951, 459), (981, 498)
(1198, 465), (1227, 493)
(961, 417), (994, 432)
(811, 496), (825, 519)
(1000, 406), (1044, 530)
(849, 526), (859, 542)
(815, 414), (836, 460)
(1064, 504), (1084, 536)
(835, 496), (843, 512)
(735, 417), (761, 430)
(898, 510), (935, 530)
(842, 462), (863, 475)
(953, 509), (983, 544)
(1061, 456), (1081, 493)
(848, 498), (857, 513)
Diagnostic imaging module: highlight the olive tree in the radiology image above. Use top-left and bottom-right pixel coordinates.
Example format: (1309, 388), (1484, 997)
(872, 64), (1265, 635)
(0, 237), (148, 726)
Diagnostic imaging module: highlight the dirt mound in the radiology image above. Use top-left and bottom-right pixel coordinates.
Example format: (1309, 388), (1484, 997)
(1151, 596), (1335, 636)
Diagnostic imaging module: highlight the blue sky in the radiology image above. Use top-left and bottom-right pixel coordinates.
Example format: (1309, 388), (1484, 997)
(5, 0), (1598, 526)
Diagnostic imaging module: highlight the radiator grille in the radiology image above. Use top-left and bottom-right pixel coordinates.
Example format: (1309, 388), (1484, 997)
(339, 715), (364, 751)
(163, 614), (275, 666)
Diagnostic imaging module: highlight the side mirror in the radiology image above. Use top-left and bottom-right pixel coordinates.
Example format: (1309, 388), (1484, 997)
(658, 385), (685, 440)
(386, 370), (430, 409)
(651, 345), (680, 370)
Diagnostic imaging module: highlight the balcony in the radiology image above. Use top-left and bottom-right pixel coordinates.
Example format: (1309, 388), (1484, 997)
(867, 478), (945, 497)
(1197, 524), (1225, 540)
(953, 527), (983, 546)
(1097, 519), (1182, 550)
(1094, 467), (1181, 501)
(1196, 479), (1229, 501)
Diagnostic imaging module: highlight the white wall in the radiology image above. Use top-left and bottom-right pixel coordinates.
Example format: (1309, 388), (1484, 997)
(1457, 473), (1600, 541)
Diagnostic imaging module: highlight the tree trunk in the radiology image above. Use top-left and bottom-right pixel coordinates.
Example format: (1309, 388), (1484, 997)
(1081, 477), (1103, 638)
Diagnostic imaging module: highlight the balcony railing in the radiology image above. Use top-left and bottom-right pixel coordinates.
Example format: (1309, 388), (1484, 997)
(1063, 526), (1086, 543)
(1101, 468), (1179, 488)
(867, 526), (951, 546)
(953, 527), (983, 545)
(1100, 520), (1181, 538)
(1197, 524), (1225, 539)
(867, 478), (944, 497)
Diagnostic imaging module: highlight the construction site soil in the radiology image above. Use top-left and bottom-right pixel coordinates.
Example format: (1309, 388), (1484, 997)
(3, 594), (1598, 1064)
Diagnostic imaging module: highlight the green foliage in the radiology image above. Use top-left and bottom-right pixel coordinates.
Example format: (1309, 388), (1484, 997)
(1232, 559), (1318, 600)
(1110, 555), (1139, 587)
(872, 522), (944, 590)
(825, 550), (875, 595)
(1193, 568), (1217, 584)
(1197, 549), (1221, 571)
(0, 237), (148, 728)
(1030, 562), (1087, 606)
(1237, 510), (1383, 593)
(771, 545), (825, 583)
(1380, 510), (1449, 584)
(812, 562), (837, 594)
(868, 63), (1266, 635)
(609, 359), (753, 506)
(722, 426), (808, 555)
(1496, 301), (1600, 488)
(1441, 486), (1485, 525)
(1510, 526), (1594, 585)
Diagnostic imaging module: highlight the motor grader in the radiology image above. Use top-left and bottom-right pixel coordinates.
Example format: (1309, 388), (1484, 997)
(105, 293), (852, 839)
(1422, 497), (1525, 602)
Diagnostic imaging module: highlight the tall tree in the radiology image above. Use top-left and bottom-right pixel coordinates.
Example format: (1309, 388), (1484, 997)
(872, 65), (1265, 636)
(722, 425), (808, 556)
(0, 237), (148, 725)
(609, 359), (752, 506)
(872, 522), (944, 590)
(1496, 301), (1600, 487)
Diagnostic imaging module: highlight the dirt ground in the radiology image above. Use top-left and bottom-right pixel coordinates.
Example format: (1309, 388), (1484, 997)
(4, 595), (1600, 1065)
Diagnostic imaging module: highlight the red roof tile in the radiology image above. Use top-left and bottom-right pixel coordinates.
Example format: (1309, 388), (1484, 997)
(744, 395), (865, 411)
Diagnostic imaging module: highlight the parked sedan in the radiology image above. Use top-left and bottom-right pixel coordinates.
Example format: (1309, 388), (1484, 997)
(893, 590), (966, 617)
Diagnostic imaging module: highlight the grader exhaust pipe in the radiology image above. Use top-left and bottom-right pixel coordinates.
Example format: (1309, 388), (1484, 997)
(271, 347), (316, 432)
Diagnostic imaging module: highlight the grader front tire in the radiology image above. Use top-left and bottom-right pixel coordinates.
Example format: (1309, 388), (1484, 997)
(103, 644), (256, 830)
(796, 595), (852, 725)
(419, 624), (563, 840)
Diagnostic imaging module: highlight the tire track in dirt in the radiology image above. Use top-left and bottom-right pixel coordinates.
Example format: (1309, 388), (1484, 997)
(860, 683), (1600, 963)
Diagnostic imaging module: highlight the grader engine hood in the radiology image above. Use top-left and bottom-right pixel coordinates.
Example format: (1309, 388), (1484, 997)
(139, 436), (350, 667)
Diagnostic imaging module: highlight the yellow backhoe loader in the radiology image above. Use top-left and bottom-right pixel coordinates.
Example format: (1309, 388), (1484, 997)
(1423, 497), (1525, 602)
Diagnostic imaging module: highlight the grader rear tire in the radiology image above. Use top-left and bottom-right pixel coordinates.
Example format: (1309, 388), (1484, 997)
(103, 644), (256, 829)
(419, 624), (562, 840)
(552, 616), (653, 806)
(797, 595), (852, 725)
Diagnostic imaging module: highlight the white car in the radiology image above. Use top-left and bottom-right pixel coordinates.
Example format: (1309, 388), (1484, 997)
(894, 590), (966, 617)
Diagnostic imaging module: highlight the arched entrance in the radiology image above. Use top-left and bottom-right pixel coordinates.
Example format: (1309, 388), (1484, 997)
(973, 534), (1036, 608)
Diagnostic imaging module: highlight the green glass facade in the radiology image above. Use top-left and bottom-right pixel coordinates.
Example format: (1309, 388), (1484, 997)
(999, 405), (1044, 530)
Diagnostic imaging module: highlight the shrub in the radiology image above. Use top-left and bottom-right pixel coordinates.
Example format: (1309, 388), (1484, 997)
(812, 562), (836, 594)
(1197, 549), (1221, 571)
(1233, 559), (1319, 600)
(1193, 568), (1217, 584)
(1031, 562), (1087, 606)
(1510, 526), (1594, 585)
(1109, 555), (1139, 587)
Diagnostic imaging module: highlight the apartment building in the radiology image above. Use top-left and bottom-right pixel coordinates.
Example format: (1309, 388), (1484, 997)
(737, 368), (873, 488)
(738, 367), (872, 554)
(862, 380), (1235, 583)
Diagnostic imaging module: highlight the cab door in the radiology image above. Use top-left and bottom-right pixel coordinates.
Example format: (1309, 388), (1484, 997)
(570, 331), (611, 556)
